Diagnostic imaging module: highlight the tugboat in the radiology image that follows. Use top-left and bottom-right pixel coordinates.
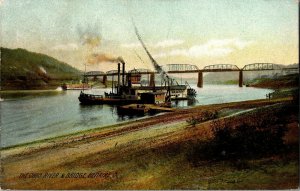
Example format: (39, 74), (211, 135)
(78, 91), (138, 105)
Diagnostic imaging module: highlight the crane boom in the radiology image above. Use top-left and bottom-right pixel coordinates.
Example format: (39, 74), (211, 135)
(133, 24), (167, 78)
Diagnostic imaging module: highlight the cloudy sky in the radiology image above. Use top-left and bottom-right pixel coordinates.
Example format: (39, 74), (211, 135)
(0, 0), (298, 71)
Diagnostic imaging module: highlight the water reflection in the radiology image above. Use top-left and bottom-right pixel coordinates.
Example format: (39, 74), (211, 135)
(79, 103), (104, 111)
(77, 104), (104, 126)
(116, 106), (148, 120)
(172, 98), (197, 108)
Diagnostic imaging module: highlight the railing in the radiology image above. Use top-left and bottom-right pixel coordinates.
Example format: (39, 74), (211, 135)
(204, 64), (240, 71)
(242, 63), (282, 71)
(164, 64), (199, 71)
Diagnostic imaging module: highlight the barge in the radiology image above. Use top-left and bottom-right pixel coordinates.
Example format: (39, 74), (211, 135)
(78, 91), (139, 105)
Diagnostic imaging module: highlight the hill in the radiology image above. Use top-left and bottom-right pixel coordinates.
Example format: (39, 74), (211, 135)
(1, 47), (82, 90)
(203, 72), (239, 84)
(247, 73), (299, 89)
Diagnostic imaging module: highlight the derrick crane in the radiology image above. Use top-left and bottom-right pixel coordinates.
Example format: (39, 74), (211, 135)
(133, 26), (165, 75)
(133, 24), (173, 103)
(132, 23), (196, 102)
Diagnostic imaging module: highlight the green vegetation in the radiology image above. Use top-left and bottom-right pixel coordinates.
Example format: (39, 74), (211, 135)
(204, 72), (239, 85)
(1, 47), (82, 90)
(246, 73), (299, 89)
(223, 80), (239, 85)
(186, 104), (293, 164)
(246, 73), (299, 103)
(271, 88), (299, 101)
(203, 80), (239, 85)
(106, 103), (298, 189)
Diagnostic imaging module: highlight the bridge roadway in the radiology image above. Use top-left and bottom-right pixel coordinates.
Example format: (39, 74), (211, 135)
(84, 68), (297, 76)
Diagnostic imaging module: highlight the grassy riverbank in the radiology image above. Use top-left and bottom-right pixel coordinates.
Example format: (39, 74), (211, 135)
(1, 97), (298, 189)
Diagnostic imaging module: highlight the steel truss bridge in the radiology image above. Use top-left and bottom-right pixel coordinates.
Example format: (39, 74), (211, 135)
(84, 63), (298, 87)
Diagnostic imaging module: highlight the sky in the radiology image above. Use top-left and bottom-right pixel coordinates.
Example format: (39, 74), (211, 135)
(0, 0), (299, 71)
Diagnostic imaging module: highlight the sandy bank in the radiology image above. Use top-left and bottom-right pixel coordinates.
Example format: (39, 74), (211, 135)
(1, 97), (297, 189)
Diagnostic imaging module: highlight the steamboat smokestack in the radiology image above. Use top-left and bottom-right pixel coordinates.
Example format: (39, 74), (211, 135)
(122, 60), (125, 86)
(117, 62), (120, 95)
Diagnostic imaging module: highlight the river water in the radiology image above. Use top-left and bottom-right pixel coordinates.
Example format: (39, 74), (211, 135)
(0, 85), (273, 148)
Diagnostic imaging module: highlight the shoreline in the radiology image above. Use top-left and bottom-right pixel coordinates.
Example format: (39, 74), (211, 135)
(1, 96), (297, 189)
(1, 97), (292, 155)
(0, 85), (278, 149)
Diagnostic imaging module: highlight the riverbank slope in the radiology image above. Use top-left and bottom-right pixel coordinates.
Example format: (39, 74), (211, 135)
(1, 97), (298, 189)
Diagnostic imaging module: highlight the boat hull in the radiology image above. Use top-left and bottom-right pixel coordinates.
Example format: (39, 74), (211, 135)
(78, 92), (139, 105)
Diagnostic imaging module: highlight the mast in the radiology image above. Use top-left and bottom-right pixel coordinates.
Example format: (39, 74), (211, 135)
(82, 62), (87, 92)
(117, 63), (120, 95)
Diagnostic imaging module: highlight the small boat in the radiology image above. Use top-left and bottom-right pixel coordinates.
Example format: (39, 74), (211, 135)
(62, 83), (91, 90)
(117, 104), (151, 115)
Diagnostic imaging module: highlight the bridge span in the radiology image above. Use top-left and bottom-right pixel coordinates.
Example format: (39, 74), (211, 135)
(84, 63), (298, 88)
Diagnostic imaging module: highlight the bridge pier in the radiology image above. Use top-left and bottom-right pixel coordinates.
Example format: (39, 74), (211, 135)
(102, 75), (107, 86)
(83, 75), (88, 84)
(239, 70), (243, 87)
(149, 73), (155, 87)
(93, 76), (98, 81)
(197, 71), (203, 88)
